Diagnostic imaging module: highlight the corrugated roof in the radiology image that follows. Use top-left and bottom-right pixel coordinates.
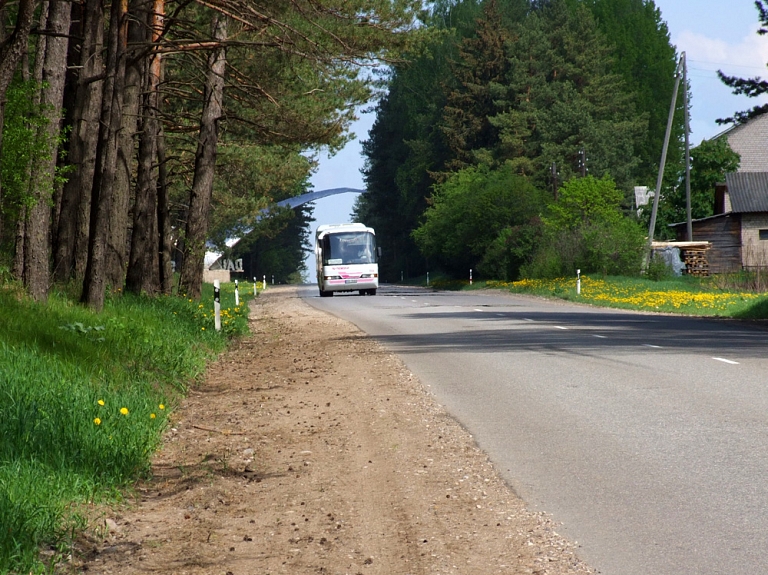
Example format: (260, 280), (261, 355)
(724, 172), (768, 213)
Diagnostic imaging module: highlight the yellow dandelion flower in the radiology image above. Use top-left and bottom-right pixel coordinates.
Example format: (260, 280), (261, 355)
(150, 413), (156, 419)
(159, 404), (165, 410)
(201, 327), (206, 331)
(120, 407), (129, 415)
(94, 418), (101, 425)
(97, 399), (105, 406)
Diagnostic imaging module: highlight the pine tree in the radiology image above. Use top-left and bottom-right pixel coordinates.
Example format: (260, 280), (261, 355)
(582, 0), (681, 185)
(491, 0), (645, 191)
(718, 0), (768, 123)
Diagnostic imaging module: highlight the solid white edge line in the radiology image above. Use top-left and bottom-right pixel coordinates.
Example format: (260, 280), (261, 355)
(713, 357), (739, 365)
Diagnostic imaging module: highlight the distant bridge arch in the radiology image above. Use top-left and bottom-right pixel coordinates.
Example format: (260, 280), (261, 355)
(274, 187), (365, 210)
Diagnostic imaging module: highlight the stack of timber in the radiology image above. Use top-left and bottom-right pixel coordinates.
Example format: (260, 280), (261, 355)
(680, 246), (710, 276)
(651, 241), (711, 277)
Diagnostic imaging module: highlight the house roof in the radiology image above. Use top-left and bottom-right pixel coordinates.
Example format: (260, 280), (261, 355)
(725, 172), (768, 213)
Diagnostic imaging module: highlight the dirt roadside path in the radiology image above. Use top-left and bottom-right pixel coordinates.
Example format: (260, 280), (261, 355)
(73, 286), (594, 575)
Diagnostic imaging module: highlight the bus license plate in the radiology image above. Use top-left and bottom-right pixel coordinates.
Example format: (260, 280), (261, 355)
(345, 279), (357, 284)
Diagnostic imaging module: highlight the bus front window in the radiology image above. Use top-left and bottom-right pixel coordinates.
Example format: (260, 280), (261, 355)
(323, 232), (376, 265)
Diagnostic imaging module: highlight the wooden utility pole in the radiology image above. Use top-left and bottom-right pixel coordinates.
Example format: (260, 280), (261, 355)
(683, 53), (693, 241)
(648, 53), (685, 243)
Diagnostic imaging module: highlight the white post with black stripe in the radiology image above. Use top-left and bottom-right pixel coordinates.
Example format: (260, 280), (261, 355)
(214, 280), (222, 331)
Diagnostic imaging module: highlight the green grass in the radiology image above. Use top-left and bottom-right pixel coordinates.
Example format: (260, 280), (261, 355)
(0, 280), (253, 573)
(482, 275), (768, 318)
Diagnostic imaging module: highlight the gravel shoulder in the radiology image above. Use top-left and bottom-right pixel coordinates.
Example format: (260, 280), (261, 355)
(72, 285), (594, 575)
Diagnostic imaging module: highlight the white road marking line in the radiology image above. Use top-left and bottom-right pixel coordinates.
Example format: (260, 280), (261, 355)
(523, 318), (534, 322)
(593, 335), (607, 339)
(474, 309), (484, 312)
(643, 344), (662, 349)
(554, 326), (568, 330)
(713, 357), (739, 365)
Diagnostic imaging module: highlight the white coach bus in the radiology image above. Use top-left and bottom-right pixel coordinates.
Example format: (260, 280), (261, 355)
(315, 223), (379, 297)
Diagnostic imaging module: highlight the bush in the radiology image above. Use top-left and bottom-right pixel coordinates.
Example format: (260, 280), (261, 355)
(524, 175), (646, 278)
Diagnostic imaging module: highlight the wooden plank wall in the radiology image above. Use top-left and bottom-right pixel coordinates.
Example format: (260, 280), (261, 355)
(675, 214), (741, 273)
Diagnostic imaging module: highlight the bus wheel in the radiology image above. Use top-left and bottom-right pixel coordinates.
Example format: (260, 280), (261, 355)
(368, 289), (377, 296)
(319, 289), (333, 297)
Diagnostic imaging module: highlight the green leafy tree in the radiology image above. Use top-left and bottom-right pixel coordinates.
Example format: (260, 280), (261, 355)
(412, 163), (547, 279)
(526, 175), (646, 277)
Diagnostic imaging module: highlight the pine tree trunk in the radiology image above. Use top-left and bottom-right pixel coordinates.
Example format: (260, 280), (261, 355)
(3, 0), (39, 282)
(125, 66), (160, 295)
(24, 0), (72, 301)
(81, 0), (128, 311)
(106, 0), (150, 291)
(178, 14), (227, 300)
(53, 0), (104, 283)
(157, 128), (174, 294)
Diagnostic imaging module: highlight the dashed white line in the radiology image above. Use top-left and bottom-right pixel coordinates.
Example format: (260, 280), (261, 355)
(554, 326), (568, 330)
(593, 335), (607, 339)
(474, 308), (484, 312)
(643, 344), (662, 349)
(713, 357), (739, 365)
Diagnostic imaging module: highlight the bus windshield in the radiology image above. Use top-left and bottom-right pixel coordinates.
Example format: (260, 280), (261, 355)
(322, 232), (377, 265)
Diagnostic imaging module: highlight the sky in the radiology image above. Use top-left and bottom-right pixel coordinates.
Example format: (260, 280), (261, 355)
(302, 0), (768, 281)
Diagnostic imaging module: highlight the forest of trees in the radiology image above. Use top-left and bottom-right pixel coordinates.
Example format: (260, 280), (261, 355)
(355, 0), (749, 282)
(1, 0), (760, 305)
(0, 0), (421, 308)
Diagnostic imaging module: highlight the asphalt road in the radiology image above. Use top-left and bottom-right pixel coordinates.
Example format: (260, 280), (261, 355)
(301, 283), (768, 575)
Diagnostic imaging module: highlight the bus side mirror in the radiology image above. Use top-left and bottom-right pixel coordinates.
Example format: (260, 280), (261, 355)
(377, 247), (382, 258)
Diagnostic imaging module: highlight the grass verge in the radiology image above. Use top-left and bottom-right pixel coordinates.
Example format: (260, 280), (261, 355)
(0, 281), (252, 573)
(482, 275), (768, 318)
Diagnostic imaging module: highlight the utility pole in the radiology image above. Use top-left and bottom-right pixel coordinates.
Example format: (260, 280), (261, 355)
(648, 53), (685, 244)
(683, 52), (693, 242)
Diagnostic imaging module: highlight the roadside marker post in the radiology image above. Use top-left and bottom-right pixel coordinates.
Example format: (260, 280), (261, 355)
(576, 269), (581, 295)
(427, 272), (430, 287)
(214, 280), (222, 331)
(253, 277), (257, 296)
(263, 275), (266, 290)
(234, 280), (239, 306)
(470, 268), (473, 285)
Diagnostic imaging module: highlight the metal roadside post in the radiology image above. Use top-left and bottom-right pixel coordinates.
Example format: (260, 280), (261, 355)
(214, 280), (222, 331)
(263, 275), (266, 290)
(253, 277), (257, 296)
(577, 269), (581, 295)
(470, 269), (473, 286)
(234, 280), (239, 306)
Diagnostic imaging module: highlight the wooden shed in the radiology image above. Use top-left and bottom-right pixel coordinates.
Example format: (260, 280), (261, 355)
(670, 172), (768, 273)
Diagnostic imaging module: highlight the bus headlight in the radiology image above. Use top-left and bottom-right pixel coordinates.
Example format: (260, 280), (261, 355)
(324, 275), (342, 280)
